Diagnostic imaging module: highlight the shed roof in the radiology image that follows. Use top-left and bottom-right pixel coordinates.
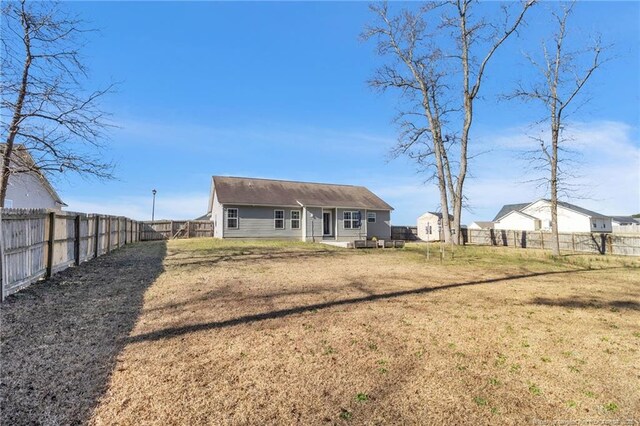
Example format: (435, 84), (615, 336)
(212, 176), (393, 210)
(418, 211), (454, 220)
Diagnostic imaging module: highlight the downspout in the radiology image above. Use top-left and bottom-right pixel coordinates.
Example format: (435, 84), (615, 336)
(297, 200), (306, 242)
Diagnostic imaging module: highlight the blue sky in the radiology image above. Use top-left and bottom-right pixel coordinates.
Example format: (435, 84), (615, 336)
(54, 1), (639, 224)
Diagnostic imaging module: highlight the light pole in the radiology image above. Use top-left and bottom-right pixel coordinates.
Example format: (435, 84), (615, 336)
(151, 189), (157, 222)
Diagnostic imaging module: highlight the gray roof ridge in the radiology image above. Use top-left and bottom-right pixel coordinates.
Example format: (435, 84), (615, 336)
(213, 175), (365, 189)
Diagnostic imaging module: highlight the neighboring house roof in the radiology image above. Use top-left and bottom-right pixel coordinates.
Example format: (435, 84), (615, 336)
(0, 144), (66, 206)
(212, 176), (393, 210)
(418, 211), (454, 220)
(502, 209), (538, 221)
(470, 221), (494, 229)
(550, 200), (607, 218)
(492, 203), (529, 221)
(494, 199), (608, 222)
(194, 212), (211, 221)
(611, 216), (640, 225)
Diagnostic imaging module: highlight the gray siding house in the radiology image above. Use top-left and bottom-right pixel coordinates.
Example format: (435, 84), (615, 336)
(207, 176), (393, 242)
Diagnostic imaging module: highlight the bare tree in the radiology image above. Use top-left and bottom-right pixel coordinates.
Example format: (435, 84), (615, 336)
(508, 2), (605, 255)
(363, 1), (534, 244)
(0, 0), (115, 207)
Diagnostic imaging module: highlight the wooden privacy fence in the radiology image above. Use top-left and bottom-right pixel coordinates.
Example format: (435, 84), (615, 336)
(391, 226), (420, 241)
(140, 220), (213, 240)
(462, 228), (640, 256)
(0, 208), (142, 301)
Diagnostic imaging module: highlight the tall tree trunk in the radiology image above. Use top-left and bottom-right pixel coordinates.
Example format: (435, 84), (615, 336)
(433, 131), (452, 244)
(550, 124), (560, 255)
(0, 3), (31, 207)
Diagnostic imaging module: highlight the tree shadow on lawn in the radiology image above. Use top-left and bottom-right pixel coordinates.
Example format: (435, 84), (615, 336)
(127, 267), (624, 344)
(0, 241), (167, 426)
(164, 249), (340, 268)
(530, 297), (640, 311)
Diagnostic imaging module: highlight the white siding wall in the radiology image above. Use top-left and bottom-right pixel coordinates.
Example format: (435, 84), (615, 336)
(417, 214), (440, 241)
(522, 201), (606, 233)
(212, 190), (224, 238)
(494, 212), (538, 231)
(5, 173), (60, 209)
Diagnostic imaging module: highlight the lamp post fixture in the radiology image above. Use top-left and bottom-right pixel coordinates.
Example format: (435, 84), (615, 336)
(151, 189), (157, 222)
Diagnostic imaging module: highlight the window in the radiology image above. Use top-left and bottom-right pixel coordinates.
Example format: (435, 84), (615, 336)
(227, 208), (238, 229)
(593, 222), (597, 228)
(426, 224), (432, 235)
(343, 211), (361, 229)
(291, 210), (301, 229)
(274, 210), (285, 229)
(367, 212), (376, 223)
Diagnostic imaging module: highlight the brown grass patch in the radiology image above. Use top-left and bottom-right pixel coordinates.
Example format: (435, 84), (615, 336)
(2, 239), (639, 425)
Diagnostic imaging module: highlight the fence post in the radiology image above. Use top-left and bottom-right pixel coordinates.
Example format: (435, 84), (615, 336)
(46, 211), (56, 278)
(571, 233), (576, 252)
(74, 215), (81, 266)
(116, 218), (121, 248)
(94, 216), (100, 258)
(187, 221), (191, 238)
(106, 217), (111, 252)
(540, 231), (544, 250)
(606, 234), (613, 255)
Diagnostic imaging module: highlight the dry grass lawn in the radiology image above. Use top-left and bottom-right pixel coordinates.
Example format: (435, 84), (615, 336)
(2, 239), (639, 425)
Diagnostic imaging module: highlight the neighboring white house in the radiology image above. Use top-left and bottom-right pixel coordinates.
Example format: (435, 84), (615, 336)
(1, 144), (66, 210)
(611, 216), (640, 234)
(468, 221), (494, 230)
(417, 211), (453, 241)
(493, 199), (612, 233)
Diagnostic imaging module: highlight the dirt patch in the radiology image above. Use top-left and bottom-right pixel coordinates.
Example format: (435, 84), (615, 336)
(0, 241), (167, 425)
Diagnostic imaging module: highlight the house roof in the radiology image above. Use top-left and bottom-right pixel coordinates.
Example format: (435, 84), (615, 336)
(610, 215), (640, 225)
(470, 221), (494, 228)
(494, 199), (609, 222)
(0, 144), (66, 206)
(194, 212), (211, 221)
(212, 176), (393, 210)
(549, 199), (607, 218)
(418, 211), (454, 220)
(492, 203), (529, 221)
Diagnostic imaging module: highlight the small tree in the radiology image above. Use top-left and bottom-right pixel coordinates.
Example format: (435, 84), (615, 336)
(0, 0), (115, 207)
(363, 1), (534, 244)
(508, 2), (605, 255)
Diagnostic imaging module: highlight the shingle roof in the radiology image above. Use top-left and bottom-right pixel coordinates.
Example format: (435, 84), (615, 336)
(213, 176), (393, 210)
(610, 216), (640, 225)
(553, 200), (607, 218)
(470, 221), (494, 229)
(418, 211), (454, 220)
(493, 199), (609, 222)
(492, 203), (529, 221)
